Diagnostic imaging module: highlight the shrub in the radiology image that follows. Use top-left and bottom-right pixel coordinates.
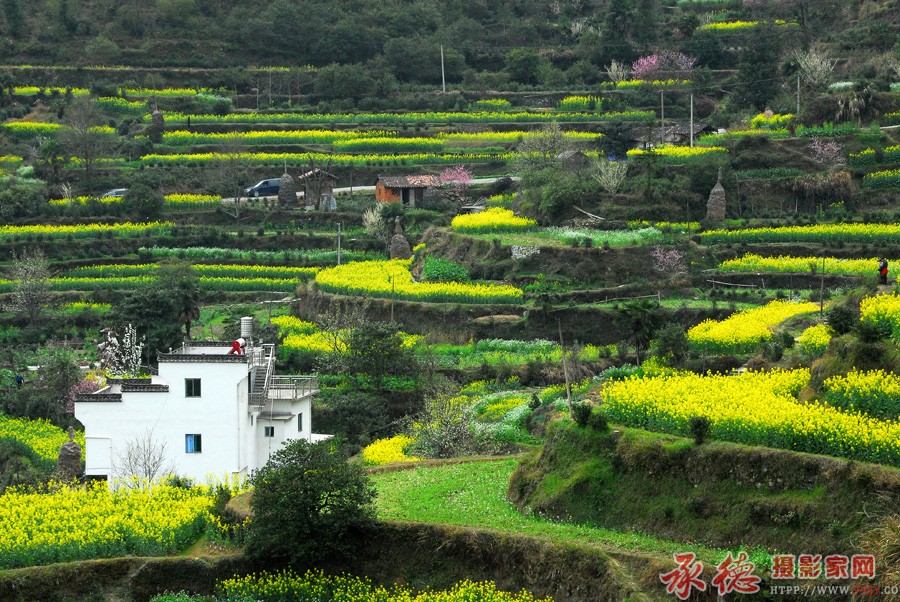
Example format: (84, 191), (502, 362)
(246, 438), (377, 565)
(588, 410), (609, 432)
(423, 257), (470, 282)
(122, 185), (165, 220)
(571, 401), (592, 427)
(689, 416), (710, 445)
(827, 304), (858, 335)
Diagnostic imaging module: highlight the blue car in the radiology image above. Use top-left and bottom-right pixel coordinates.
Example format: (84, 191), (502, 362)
(243, 178), (280, 197)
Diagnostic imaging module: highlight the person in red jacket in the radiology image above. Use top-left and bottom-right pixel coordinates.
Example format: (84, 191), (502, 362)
(879, 258), (888, 285)
(228, 337), (246, 355)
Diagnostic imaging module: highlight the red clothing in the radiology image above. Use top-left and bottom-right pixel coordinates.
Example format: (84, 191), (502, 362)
(228, 340), (244, 355)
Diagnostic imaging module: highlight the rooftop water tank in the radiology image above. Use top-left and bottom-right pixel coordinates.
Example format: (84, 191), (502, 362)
(240, 317), (253, 339)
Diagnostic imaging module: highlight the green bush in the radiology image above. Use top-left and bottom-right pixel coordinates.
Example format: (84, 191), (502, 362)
(246, 438), (377, 565)
(571, 402), (592, 427)
(734, 167), (805, 181)
(588, 410), (608, 432)
(827, 304), (858, 335)
(690, 416), (710, 445)
(423, 257), (470, 282)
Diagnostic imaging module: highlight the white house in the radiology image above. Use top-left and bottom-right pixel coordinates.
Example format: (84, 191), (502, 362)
(74, 330), (323, 484)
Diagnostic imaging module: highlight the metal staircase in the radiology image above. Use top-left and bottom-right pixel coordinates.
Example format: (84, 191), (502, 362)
(249, 344), (274, 408)
(248, 344), (318, 408)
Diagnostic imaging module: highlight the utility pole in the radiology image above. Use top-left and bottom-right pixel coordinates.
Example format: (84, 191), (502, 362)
(819, 255), (825, 319)
(389, 277), (395, 323)
(440, 45), (446, 93)
(337, 222), (342, 266)
(659, 91), (665, 148)
(689, 93), (694, 148)
(557, 318), (572, 416)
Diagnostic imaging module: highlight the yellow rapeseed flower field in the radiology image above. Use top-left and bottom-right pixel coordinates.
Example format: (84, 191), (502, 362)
(602, 369), (900, 466)
(688, 300), (819, 354)
(315, 259), (523, 304)
(720, 253), (889, 276)
(796, 324), (833, 357)
(362, 435), (420, 466)
(451, 208), (537, 233)
(0, 481), (212, 569)
(861, 293), (900, 338)
(219, 570), (552, 602)
(824, 370), (900, 420)
(0, 415), (85, 463)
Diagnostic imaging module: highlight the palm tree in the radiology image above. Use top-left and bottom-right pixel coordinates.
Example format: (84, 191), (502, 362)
(157, 262), (201, 339)
(617, 298), (662, 363)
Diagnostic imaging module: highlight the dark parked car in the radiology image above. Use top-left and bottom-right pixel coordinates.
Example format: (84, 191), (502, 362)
(244, 179), (280, 197)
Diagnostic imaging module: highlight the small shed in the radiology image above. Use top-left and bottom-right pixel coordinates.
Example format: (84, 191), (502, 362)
(557, 150), (590, 171)
(375, 174), (440, 208)
(297, 169), (336, 211)
(637, 122), (716, 149)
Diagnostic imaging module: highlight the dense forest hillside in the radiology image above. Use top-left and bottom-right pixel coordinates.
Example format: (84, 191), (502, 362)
(0, 0), (895, 85)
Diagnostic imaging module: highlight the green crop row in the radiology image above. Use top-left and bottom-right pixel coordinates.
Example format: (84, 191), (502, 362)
(139, 246), (381, 265)
(145, 110), (655, 126)
(701, 223), (900, 244)
(863, 169), (900, 189)
(65, 263), (319, 280)
(138, 151), (509, 168)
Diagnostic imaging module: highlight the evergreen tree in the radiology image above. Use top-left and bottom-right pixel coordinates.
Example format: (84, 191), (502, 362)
(246, 438), (377, 565)
(734, 25), (783, 110)
(2, 0), (22, 35)
(634, 0), (658, 48)
(599, 0), (635, 65)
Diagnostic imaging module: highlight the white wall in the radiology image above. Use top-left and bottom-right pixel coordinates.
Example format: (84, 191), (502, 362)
(76, 359), (317, 484)
(75, 361), (250, 484)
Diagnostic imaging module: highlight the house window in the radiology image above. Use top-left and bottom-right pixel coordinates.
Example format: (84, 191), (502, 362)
(264, 426), (275, 437)
(185, 378), (201, 397)
(297, 412), (303, 432)
(185, 434), (202, 453)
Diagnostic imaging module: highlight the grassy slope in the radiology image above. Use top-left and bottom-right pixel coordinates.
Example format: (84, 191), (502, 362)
(509, 420), (900, 556)
(371, 457), (733, 566)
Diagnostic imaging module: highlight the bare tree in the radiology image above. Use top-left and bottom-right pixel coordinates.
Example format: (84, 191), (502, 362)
(591, 157), (628, 193)
(513, 122), (573, 175)
(59, 98), (116, 186)
(796, 48), (836, 90)
(115, 428), (174, 483)
(298, 157), (335, 211)
(605, 60), (630, 84)
(11, 248), (51, 322)
(212, 142), (253, 223)
(409, 392), (493, 458)
(317, 299), (370, 357)
(362, 206), (390, 243)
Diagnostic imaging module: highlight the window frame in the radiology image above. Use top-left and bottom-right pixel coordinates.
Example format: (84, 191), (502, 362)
(185, 434), (202, 453)
(264, 425), (275, 438)
(185, 378), (201, 398)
